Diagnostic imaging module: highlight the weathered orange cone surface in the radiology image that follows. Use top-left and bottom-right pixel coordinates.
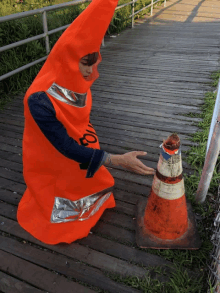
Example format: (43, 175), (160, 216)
(136, 134), (201, 249)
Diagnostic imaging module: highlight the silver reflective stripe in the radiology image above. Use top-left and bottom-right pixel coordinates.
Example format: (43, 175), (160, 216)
(51, 189), (112, 223)
(47, 82), (87, 107)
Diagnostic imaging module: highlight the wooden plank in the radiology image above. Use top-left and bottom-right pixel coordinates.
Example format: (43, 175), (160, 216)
(0, 186), (133, 217)
(91, 101), (202, 122)
(91, 107), (201, 126)
(91, 115), (198, 135)
(114, 178), (151, 195)
(0, 124), (194, 154)
(0, 185), (145, 207)
(94, 80), (210, 93)
(0, 131), (191, 160)
(0, 111), (198, 139)
(0, 143), (22, 154)
(0, 214), (192, 282)
(97, 136), (192, 154)
(0, 249), (96, 293)
(0, 270), (45, 293)
(0, 115), (197, 142)
(0, 200), (136, 250)
(0, 169), (151, 199)
(0, 177), (25, 194)
(0, 216), (160, 281)
(96, 74), (206, 87)
(92, 89), (204, 106)
(0, 123), (197, 156)
(0, 117), (23, 128)
(78, 233), (197, 279)
(92, 124), (197, 147)
(8, 93), (201, 112)
(0, 113), (198, 140)
(0, 155), (192, 189)
(92, 220), (137, 245)
(92, 100), (200, 115)
(0, 151), (22, 165)
(0, 199), (135, 237)
(0, 157), (22, 173)
(0, 198), (150, 248)
(97, 66), (215, 79)
(0, 124), (23, 135)
(0, 189), (20, 205)
(0, 166), (24, 184)
(0, 236), (141, 293)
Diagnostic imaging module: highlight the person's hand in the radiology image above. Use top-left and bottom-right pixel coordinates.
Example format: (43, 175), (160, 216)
(109, 151), (155, 175)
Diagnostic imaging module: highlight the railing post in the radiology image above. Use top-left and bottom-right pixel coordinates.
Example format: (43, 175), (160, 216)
(132, 0), (135, 28)
(151, 0), (153, 16)
(164, 0), (166, 7)
(195, 112), (220, 204)
(42, 11), (50, 55)
(206, 79), (220, 156)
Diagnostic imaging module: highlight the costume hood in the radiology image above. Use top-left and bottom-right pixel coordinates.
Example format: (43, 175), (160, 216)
(26, 0), (119, 96)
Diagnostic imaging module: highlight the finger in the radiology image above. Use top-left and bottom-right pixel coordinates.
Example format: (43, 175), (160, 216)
(132, 151), (147, 157)
(136, 159), (155, 172)
(128, 166), (155, 175)
(135, 168), (155, 175)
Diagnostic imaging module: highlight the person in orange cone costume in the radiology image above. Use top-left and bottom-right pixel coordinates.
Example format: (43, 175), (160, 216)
(17, 0), (155, 245)
(17, 0), (119, 245)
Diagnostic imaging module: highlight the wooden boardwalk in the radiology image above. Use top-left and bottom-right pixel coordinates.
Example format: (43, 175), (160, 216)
(0, 0), (220, 291)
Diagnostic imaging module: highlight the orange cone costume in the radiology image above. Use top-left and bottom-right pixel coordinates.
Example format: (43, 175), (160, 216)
(17, 0), (119, 244)
(136, 134), (201, 249)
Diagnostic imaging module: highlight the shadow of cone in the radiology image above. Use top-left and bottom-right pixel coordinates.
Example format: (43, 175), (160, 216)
(136, 134), (201, 249)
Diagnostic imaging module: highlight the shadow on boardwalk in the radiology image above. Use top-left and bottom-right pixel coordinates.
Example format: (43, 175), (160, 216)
(0, 0), (220, 292)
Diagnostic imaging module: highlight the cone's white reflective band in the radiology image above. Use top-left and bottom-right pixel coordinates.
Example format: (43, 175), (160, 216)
(51, 191), (112, 223)
(152, 176), (185, 200)
(157, 154), (182, 178)
(47, 82), (87, 107)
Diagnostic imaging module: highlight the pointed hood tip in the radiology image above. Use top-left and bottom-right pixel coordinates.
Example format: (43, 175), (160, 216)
(25, 0), (119, 97)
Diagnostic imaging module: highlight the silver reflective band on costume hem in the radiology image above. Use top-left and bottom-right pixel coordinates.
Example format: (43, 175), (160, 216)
(50, 189), (112, 223)
(47, 82), (87, 107)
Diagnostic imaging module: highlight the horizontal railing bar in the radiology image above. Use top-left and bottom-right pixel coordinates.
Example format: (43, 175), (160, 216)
(0, 56), (47, 81)
(130, 0), (161, 17)
(115, 0), (160, 13)
(0, 24), (71, 53)
(0, 33), (46, 53)
(48, 23), (71, 35)
(115, 1), (133, 10)
(0, 0), (165, 81)
(0, 0), (91, 23)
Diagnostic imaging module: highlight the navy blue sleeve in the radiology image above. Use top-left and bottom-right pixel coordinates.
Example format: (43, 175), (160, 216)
(27, 91), (108, 178)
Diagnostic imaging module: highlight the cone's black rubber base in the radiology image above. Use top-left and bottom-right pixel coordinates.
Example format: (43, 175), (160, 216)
(136, 198), (201, 250)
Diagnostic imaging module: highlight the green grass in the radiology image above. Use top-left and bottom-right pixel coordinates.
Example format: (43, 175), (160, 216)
(106, 263), (205, 292)
(211, 70), (220, 87)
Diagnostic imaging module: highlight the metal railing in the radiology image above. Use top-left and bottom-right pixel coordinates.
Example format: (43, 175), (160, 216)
(196, 79), (220, 204)
(0, 0), (166, 82)
(208, 184), (220, 293)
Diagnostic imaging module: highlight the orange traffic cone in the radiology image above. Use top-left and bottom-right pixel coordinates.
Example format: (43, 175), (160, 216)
(136, 133), (201, 249)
